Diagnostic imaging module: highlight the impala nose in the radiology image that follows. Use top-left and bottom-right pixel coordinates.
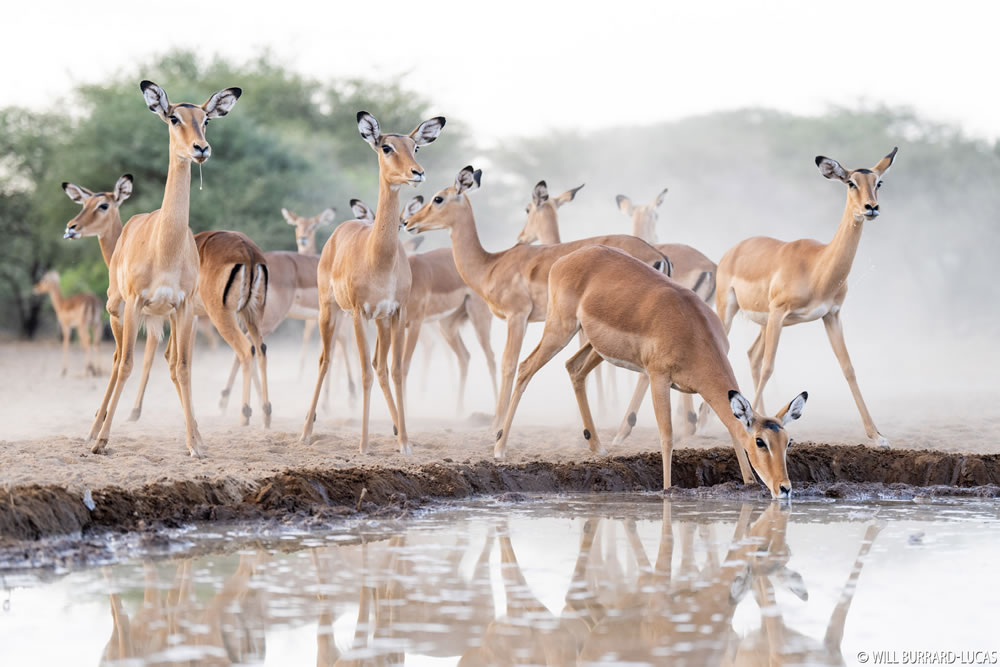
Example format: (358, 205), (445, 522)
(193, 144), (211, 162)
(779, 484), (791, 498)
(410, 169), (425, 182)
(864, 204), (879, 217)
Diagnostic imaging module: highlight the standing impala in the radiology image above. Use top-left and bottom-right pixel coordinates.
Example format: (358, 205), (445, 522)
(716, 148), (897, 448)
(87, 81), (241, 456)
(32, 270), (102, 377)
(300, 112), (446, 454)
(403, 166), (670, 437)
(493, 244), (807, 497)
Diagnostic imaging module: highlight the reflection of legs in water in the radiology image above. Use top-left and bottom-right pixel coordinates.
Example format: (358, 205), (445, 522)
(312, 548), (341, 666)
(561, 517), (607, 651)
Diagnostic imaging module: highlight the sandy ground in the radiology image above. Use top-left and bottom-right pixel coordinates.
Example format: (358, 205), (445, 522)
(2, 331), (999, 494)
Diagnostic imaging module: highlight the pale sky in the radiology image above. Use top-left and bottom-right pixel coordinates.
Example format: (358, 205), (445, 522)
(3, 0), (997, 141)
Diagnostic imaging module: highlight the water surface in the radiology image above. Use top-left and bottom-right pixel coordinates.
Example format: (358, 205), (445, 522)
(2, 494), (998, 665)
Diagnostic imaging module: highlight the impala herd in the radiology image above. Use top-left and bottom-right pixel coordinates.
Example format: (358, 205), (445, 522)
(42, 80), (899, 499)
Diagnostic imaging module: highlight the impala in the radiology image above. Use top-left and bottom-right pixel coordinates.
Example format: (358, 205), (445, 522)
(300, 112), (446, 454)
(32, 270), (102, 376)
(403, 166), (670, 439)
(493, 244), (807, 497)
(716, 148), (897, 447)
(87, 81), (241, 456)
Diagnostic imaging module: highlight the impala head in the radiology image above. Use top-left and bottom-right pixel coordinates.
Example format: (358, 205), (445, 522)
(140, 80), (242, 164)
(729, 390), (808, 499)
(62, 174), (133, 240)
(281, 207), (336, 253)
(403, 165), (482, 233)
(517, 180), (584, 244)
(350, 198), (376, 223)
(32, 270), (60, 294)
(816, 147), (897, 222)
(357, 112), (446, 188)
(745, 504), (809, 600)
(615, 187), (668, 242)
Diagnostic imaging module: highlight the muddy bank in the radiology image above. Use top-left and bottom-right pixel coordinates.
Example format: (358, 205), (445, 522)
(1, 444), (998, 550)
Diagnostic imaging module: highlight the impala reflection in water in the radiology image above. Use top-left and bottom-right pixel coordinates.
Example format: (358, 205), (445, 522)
(3, 495), (997, 666)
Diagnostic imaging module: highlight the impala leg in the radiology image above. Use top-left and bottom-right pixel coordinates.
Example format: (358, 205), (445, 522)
(218, 353), (240, 412)
(612, 374), (649, 447)
(675, 392), (698, 440)
(747, 327), (765, 395)
(300, 318), (316, 379)
(466, 296), (498, 403)
(89, 313), (123, 441)
(60, 325), (70, 377)
(582, 331), (607, 416)
(649, 373), (675, 490)
(823, 311), (888, 447)
(350, 314), (374, 452)
(495, 315), (577, 458)
(212, 308), (255, 426)
(78, 324), (91, 376)
(246, 325), (272, 428)
(438, 313), (470, 418)
(168, 303), (203, 457)
(718, 287), (740, 335)
(371, 318), (401, 442)
(339, 316), (357, 407)
(127, 333), (158, 422)
(492, 313), (530, 435)
(93, 301), (140, 454)
(389, 311), (410, 455)
(824, 521), (884, 649)
(752, 309), (787, 413)
(566, 344), (607, 454)
(400, 316), (424, 417)
(300, 300), (337, 445)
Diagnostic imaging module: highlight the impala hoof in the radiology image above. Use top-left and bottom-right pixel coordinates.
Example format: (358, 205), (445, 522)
(127, 408), (141, 422)
(399, 443), (413, 456)
(875, 435), (890, 449)
(91, 439), (108, 455)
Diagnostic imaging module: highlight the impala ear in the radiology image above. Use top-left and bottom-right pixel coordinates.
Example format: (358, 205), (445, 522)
(317, 208), (336, 226)
(113, 174), (133, 204)
(409, 116), (446, 146)
(775, 567), (809, 601)
(532, 180), (549, 207)
(202, 87), (242, 119)
(616, 194), (633, 215)
(455, 165), (481, 194)
(654, 187), (669, 208)
(729, 390), (754, 431)
(281, 208), (297, 226)
(873, 147), (898, 176)
(403, 196), (425, 220)
(815, 156), (849, 183)
(776, 391), (808, 426)
(350, 199), (375, 222)
(63, 182), (93, 204)
(140, 80), (170, 121)
(553, 183), (584, 208)
(358, 111), (381, 149)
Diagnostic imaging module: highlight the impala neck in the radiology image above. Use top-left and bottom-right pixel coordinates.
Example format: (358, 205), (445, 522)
(97, 211), (124, 268)
(538, 220), (560, 244)
(815, 200), (865, 290)
(43, 284), (65, 312)
(447, 198), (496, 292)
(157, 153), (193, 249)
(299, 237), (318, 256)
(368, 179), (402, 271)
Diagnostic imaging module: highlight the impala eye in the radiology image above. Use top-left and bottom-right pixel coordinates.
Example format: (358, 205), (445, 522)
(98, 203), (109, 211)
(204, 118), (210, 127)
(756, 438), (767, 449)
(876, 181), (883, 189)
(787, 438), (794, 447)
(847, 181), (856, 189)
(381, 144), (392, 154)
(169, 115), (180, 125)
(414, 146), (419, 153)
(433, 196), (444, 204)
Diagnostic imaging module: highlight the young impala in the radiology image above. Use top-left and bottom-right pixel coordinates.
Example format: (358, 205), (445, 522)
(494, 244), (808, 498)
(87, 81), (241, 456)
(300, 112), (446, 454)
(716, 148), (897, 447)
(32, 270), (102, 376)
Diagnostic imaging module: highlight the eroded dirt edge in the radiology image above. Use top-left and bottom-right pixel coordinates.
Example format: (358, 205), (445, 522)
(2, 444), (998, 556)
